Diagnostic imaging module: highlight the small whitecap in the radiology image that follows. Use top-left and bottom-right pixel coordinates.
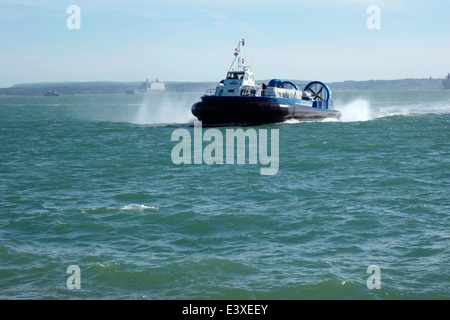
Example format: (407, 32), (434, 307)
(121, 204), (159, 211)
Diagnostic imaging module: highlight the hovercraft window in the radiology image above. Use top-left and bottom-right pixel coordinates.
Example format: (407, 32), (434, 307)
(228, 89), (235, 93)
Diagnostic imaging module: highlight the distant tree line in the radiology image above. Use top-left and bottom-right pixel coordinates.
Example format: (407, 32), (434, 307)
(0, 78), (447, 96)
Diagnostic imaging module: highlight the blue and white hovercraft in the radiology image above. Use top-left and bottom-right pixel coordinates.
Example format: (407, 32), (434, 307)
(191, 39), (341, 125)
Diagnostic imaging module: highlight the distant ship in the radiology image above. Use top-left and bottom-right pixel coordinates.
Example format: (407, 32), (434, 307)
(443, 73), (450, 89)
(43, 90), (61, 96)
(125, 78), (165, 95)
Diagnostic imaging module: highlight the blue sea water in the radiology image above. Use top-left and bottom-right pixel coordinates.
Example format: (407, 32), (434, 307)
(0, 89), (449, 300)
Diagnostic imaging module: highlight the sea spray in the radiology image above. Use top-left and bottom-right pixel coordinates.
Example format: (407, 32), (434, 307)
(332, 90), (450, 122)
(280, 100), (373, 124)
(337, 99), (373, 122)
(134, 93), (197, 125)
(373, 102), (450, 119)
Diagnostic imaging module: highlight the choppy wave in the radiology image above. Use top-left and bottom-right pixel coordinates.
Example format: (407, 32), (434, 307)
(80, 204), (159, 214)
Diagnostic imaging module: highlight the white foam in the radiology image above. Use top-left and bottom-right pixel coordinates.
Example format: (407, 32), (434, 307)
(375, 102), (450, 119)
(121, 204), (159, 211)
(283, 119), (302, 124)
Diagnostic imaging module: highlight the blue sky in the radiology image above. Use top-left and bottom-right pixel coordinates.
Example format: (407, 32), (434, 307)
(1, 0), (449, 87)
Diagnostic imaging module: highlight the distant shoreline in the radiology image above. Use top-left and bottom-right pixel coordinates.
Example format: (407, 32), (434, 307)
(0, 77), (447, 96)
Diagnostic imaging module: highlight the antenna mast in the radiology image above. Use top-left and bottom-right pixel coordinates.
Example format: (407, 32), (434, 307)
(228, 38), (245, 71)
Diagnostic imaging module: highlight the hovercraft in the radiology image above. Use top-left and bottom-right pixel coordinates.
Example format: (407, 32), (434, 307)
(191, 39), (341, 125)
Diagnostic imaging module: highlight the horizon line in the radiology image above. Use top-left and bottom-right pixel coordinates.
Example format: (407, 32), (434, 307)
(4, 76), (448, 89)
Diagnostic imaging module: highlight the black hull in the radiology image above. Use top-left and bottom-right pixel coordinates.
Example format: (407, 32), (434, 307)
(192, 96), (341, 125)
